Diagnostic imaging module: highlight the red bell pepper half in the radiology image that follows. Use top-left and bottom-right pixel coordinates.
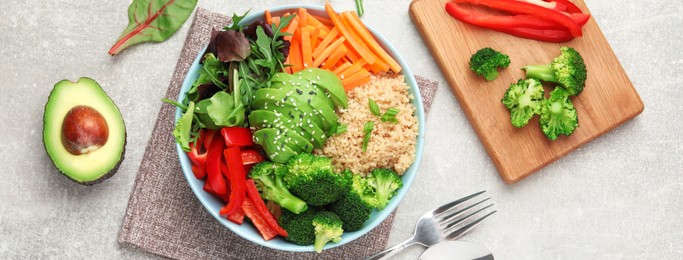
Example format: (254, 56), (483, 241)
(245, 179), (288, 237)
(446, 3), (587, 31)
(241, 199), (278, 240)
(219, 146), (247, 215)
(221, 127), (254, 147)
(451, 0), (583, 37)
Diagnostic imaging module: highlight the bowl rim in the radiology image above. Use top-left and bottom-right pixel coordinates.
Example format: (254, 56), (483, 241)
(174, 4), (426, 252)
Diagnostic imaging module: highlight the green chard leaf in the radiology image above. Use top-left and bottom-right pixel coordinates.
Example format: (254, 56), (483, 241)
(173, 101), (195, 152)
(108, 0), (198, 55)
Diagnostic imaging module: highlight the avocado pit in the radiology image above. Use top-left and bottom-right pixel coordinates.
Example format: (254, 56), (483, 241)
(61, 105), (109, 155)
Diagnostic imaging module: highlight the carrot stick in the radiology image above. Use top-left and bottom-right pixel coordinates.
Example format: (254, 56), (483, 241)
(288, 37), (303, 72)
(339, 59), (367, 80)
(333, 62), (352, 75)
(313, 37), (346, 68)
(306, 13), (331, 31)
(265, 10), (272, 25)
(313, 15), (335, 27)
(272, 16), (280, 28)
(298, 8), (308, 28)
(344, 42), (361, 62)
(325, 4), (376, 64)
(301, 28), (313, 68)
(311, 27), (321, 50)
(283, 16), (299, 41)
(344, 74), (372, 91)
(344, 11), (402, 73)
(342, 68), (371, 88)
(312, 28), (339, 58)
(322, 45), (347, 70)
(367, 59), (390, 74)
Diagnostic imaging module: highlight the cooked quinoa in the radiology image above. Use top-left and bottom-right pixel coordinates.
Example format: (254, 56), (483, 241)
(317, 74), (418, 175)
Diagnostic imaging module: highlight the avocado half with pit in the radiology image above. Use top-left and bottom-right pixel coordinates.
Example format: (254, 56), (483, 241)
(43, 77), (126, 185)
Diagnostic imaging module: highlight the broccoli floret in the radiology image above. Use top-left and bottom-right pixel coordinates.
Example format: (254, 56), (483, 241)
(249, 162), (308, 214)
(328, 173), (374, 232)
(469, 47), (511, 81)
(366, 169), (403, 210)
(523, 47), (587, 96)
(284, 154), (349, 206)
(278, 207), (317, 246)
(312, 211), (344, 253)
(501, 78), (545, 128)
(540, 87), (578, 140)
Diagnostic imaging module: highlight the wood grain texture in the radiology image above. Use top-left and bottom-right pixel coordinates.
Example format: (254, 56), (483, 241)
(409, 0), (643, 183)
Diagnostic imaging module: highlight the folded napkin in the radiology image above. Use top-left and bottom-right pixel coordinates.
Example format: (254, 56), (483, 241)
(118, 8), (438, 260)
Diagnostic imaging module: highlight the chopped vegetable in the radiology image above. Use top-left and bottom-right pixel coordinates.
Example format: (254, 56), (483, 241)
(354, 0), (365, 17)
(501, 78), (544, 128)
(469, 47), (510, 81)
(249, 162), (308, 214)
(380, 108), (400, 123)
(219, 146), (247, 215)
(368, 98), (381, 116)
(312, 211), (344, 253)
(328, 172), (373, 232)
(241, 198), (278, 240)
(362, 121), (374, 152)
(283, 154), (349, 206)
(522, 46), (587, 95)
(245, 179), (289, 237)
(278, 207), (318, 245)
(540, 87), (578, 140)
(172, 101), (195, 152)
(365, 168), (403, 210)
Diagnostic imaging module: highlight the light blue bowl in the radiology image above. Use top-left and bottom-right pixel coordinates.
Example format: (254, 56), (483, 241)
(175, 5), (425, 252)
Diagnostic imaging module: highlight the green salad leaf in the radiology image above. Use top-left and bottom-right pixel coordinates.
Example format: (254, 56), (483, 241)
(173, 101), (195, 152)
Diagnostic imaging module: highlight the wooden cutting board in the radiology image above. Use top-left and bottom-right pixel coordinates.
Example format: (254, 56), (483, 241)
(409, 0), (643, 183)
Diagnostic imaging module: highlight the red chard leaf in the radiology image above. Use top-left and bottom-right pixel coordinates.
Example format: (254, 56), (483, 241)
(108, 0), (198, 56)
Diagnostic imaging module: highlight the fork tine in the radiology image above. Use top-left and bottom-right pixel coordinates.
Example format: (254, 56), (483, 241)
(436, 197), (491, 223)
(444, 210), (497, 241)
(441, 203), (494, 229)
(432, 190), (486, 216)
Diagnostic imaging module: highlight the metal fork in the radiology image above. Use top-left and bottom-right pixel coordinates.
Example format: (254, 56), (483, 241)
(365, 191), (496, 260)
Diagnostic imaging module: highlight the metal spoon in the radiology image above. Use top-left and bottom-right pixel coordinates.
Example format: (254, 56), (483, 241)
(419, 241), (494, 260)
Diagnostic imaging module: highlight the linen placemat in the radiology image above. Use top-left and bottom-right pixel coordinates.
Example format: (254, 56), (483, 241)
(118, 7), (439, 260)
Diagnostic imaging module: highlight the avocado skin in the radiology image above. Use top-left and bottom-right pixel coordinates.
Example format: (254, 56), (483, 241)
(43, 77), (127, 185)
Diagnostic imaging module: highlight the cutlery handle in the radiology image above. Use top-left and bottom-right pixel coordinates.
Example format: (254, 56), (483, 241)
(365, 237), (416, 260)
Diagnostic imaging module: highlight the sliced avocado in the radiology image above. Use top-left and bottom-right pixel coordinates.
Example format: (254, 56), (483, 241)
(248, 110), (324, 149)
(270, 81), (335, 110)
(250, 100), (325, 131)
(43, 77), (126, 185)
(253, 128), (297, 163)
(295, 68), (348, 108)
(251, 88), (338, 130)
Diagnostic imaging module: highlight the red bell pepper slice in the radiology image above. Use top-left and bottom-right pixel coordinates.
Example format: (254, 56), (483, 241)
(219, 146), (246, 215)
(452, 0), (583, 37)
(497, 26), (574, 42)
(241, 149), (265, 165)
(206, 136), (228, 196)
(516, 0), (567, 12)
(227, 208), (245, 224)
(203, 129), (217, 150)
(241, 199), (278, 240)
(203, 180), (230, 202)
(191, 164), (206, 179)
(188, 141), (208, 166)
(554, 0), (583, 13)
(221, 127), (254, 147)
(245, 179), (288, 237)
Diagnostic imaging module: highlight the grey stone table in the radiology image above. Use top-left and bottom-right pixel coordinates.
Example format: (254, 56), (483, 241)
(1, 0), (680, 259)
